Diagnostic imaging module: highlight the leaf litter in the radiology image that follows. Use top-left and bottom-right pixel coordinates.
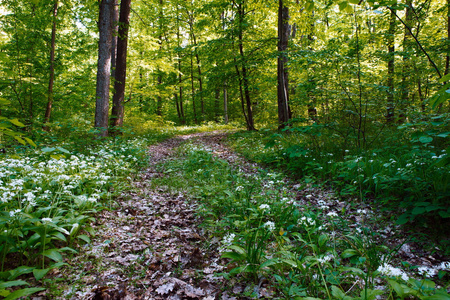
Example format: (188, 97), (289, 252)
(39, 131), (448, 299)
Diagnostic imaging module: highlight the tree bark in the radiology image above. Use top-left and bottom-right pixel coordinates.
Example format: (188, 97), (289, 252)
(223, 81), (228, 124)
(446, 0), (450, 77)
(190, 54), (198, 124)
(237, 0), (255, 131)
(399, 0), (412, 123)
(43, 0), (58, 131)
(386, 8), (396, 124)
(95, 0), (114, 137)
(111, 0), (119, 79)
(110, 0), (132, 131)
(277, 0), (291, 129)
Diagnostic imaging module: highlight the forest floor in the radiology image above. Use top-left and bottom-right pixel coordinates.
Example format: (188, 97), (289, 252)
(46, 131), (448, 300)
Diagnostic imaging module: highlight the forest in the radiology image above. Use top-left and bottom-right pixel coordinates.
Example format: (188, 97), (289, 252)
(0, 0), (449, 299)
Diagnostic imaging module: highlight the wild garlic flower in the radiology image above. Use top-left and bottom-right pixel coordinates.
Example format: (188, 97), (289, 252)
(327, 211), (338, 217)
(264, 221), (276, 231)
(259, 204), (270, 211)
(222, 233), (235, 246)
(41, 217), (53, 224)
(377, 263), (409, 281)
(9, 209), (21, 217)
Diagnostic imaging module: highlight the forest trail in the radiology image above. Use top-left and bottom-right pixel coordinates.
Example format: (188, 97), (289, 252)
(54, 131), (445, 300)
(57, 131), (255, 299)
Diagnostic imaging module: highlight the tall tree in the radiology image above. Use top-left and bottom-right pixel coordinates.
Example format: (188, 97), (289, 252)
(43, 0), (59, 131)
(277, 0), (291, 129)
(95, 0), (115, 137)
(386, 8), (396, 124)
(234, 0), (255, 131)
(110, 0), (132, 130)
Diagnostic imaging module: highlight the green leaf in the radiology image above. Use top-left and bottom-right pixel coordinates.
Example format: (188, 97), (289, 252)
(0, 280), (29, 289)
(281, 258), (299, 268)
(421, 294), (450, 300)
(228, 245), (246, 255)
(331, 285), (352, 300)
(318, 234), (328, 247)
(23, 137), (36, 147)
(438, 73), (450, 83)
(33, 268), (50, 281)
(9, 119), (25, 127)
(260, 258), (279, 269)
(13, 136), (26, 145)
(419, 136), (433, 143)
(387, 279), (405, 298)
(41, 147), (56, 153)
(412, 206), (426, 215)
(222, 251), (245, 261)
(342, 249), (359, 258)
(42, 249), (63, 262)
(338, 1), (348, 11)
(348, 0), (360, 3)
(4, 287), (46, 300)
(396, 213), (410, 225)
(56, 147), (70, 154)
(77, 234), (91, 244)
(8, 266), (34, 280)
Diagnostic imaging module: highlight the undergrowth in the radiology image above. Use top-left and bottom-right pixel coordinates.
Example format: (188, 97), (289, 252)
(150, 141), (450, 299)
(226, 120), (449, 242)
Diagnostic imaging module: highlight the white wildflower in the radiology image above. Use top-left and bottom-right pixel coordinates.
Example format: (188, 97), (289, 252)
(259, 204), (270, 211)
(41, 217), (53, 223)
(264, 221), (276, 231)
(377, 263), (409, 281)
(9, 209), (21, 217)
(327, 211), (338, 217)
(223, 233), (235, 245)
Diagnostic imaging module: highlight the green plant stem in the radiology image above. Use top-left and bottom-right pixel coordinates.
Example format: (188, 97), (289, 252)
(307, 230), (332, 300)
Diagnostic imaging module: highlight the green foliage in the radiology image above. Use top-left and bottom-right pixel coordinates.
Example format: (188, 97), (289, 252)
(228, 118), (450, 232)
(151, 141), (449, 299)
(0, 130), (152, 297)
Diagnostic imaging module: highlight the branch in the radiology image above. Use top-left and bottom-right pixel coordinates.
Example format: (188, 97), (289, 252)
(388, 7), (442, 78)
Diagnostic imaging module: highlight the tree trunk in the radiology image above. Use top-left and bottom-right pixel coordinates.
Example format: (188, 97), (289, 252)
(95, 0), (114, 137)
(237, 1), (255, 131)
(399, 0), (412, 123)
(386, 8), (396, 124)
(215, 88), (220, 122)
(156, 0), (163, 116)
(277, 0), (291, 129)
(43, 0), (58, 131)
(110, 0), (131, 132)
(445, 0), (450, 77)
(190, 54), (198, 124)
(223, 81), (228, 124)
(111, 0), (119, 79)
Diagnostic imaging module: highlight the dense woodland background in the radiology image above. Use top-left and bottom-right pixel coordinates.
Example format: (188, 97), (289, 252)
(0, 0), (449, 229)
(0, 0), (449, 298)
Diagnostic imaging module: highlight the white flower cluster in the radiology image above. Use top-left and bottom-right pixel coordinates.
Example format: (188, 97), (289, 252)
(264, 221), (276, 231)
(377, 263), (409, 281)
(259, 204), (270, 211)
(417, 261), (450, 277)
(298, 216), (316, 227)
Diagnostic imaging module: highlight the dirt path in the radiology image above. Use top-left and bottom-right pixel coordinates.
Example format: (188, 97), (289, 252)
(57, 132), (239, 299)
(54, 131), (447, 299)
